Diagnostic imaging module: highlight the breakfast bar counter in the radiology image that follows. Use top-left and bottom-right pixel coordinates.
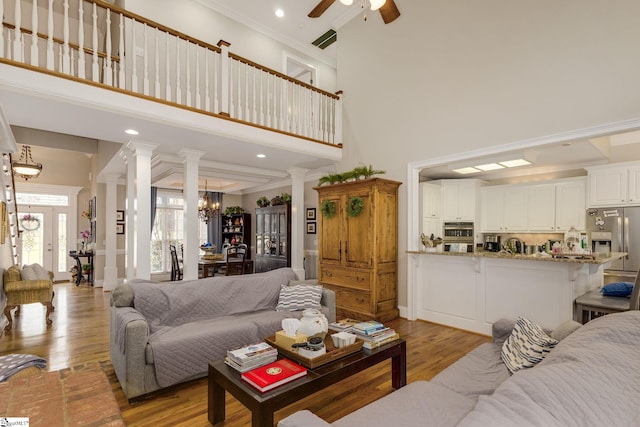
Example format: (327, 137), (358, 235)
(407, 250), (627, 335)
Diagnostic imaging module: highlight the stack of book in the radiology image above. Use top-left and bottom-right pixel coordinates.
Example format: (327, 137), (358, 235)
(225, 342), (278, 373)
(241, 358), (307, 392)
(348, 320), (399, 350)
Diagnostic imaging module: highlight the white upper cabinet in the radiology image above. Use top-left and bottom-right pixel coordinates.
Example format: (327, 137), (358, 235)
(526, 184), (556, 231)
(421, 182), (442, 219)
(587, 162), (640, 207)
(442, 180), (481, 221)
(555, 179), (586, 231)
(481, 187), (527, 232)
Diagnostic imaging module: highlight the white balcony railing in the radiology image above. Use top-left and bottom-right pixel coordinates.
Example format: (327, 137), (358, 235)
(0, 0), (342, 146)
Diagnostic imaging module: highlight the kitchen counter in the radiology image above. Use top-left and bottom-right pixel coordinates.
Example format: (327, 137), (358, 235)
(407, 250), (626, 335)
(407, 250), (627, 265)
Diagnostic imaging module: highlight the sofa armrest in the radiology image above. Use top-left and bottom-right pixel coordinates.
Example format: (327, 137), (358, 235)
(278, 410), (333, 427)
(493, 318), (555, 347)
(110, 305), (150, 399)
(320, 288), (336, 323)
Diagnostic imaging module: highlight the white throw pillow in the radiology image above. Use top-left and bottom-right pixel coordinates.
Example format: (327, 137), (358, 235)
(276, 284), (323, 311)
(501, 316), (558, 374)
(30, 263), (50, 280)
(20, 265), (38, 281)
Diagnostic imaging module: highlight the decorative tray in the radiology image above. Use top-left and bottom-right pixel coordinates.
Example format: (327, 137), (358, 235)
(265, 334), (364, 369)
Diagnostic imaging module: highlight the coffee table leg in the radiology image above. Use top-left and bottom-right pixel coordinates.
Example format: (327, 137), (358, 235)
(208, 378), (226, 424)
(391, 340), (407, 389)
(252, 406), (274, 427)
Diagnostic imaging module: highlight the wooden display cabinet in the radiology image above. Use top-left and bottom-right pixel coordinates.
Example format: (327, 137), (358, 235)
(315, 178), (401, 322)
(221, 213), (251, 257)
(254, 205), (291, 272)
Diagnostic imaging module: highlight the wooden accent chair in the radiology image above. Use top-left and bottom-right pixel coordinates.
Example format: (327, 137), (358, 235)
(575, 270), (640, 324)
(3, 265), (54, 331)
(169, 245), (183, 281)
(224, 244), (247, 276)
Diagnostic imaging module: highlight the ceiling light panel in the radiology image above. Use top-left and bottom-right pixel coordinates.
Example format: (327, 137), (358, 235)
(499, 159), (531, 168)
(453, 167), (480, 175)
(475, 163), (505, 171)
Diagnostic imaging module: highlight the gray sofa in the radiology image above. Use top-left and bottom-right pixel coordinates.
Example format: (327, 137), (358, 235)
(279, 310), (640, 427)
(109, 268), (335, 400)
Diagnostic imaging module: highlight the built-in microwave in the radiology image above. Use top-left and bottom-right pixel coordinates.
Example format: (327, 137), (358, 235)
(443, 222), (474, 253)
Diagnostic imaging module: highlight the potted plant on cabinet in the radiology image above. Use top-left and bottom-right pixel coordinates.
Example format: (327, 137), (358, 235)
(257, 196), (270, 208)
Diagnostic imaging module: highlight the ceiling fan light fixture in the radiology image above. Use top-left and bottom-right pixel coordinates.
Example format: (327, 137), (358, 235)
(370, 0), (386, 11)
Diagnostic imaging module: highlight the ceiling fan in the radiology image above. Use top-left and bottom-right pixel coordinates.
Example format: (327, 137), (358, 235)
(308, 0), (401, 24)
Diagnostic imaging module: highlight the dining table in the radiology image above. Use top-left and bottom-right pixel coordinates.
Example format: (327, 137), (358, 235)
(198, 258), (254, 277)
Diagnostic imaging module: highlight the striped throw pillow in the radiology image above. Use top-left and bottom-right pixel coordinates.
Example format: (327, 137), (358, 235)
(276, 284), (323, 312)
(501, 316), (558, 374)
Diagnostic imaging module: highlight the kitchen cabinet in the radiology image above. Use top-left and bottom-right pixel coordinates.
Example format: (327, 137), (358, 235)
(526, 184), (556, 231)
(587, 162), (640, 207)
(442, 180), (482, 221)
(421, 182), (441, 219)
(555, 180), (586, 231)
(315, 178), (401, 322)
(255, 205), (290, 273)
(480, 186), (527, 232)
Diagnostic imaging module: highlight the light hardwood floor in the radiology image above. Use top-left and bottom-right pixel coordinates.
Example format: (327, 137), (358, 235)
(0, 282), (490, 426)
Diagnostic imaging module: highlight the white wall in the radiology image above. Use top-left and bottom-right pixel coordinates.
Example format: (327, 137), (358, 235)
(337, 0), (640, 307)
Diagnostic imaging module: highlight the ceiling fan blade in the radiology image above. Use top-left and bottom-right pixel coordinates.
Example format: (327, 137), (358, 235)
(379, 0), (401, 24)
(308, 0), (337, 18)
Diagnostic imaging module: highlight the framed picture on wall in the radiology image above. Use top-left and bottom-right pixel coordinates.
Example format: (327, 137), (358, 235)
(91, 196), (97, 220)
(116, 210), (125, 222)
(116, 223), (125, 235)
(306, 208), (316, 220)
(306, 222), (316, 234)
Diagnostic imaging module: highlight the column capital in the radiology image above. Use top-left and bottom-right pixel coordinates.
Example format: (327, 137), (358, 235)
(126, 140), (159, 157)
(287, 167), (310, 179)
(179, 148), (206, 163)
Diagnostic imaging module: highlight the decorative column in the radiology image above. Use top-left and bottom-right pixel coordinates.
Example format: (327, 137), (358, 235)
(102, 174), (120, 291)
(122, 148), (136, 281)
(180, 149), (205, 281)
(288, 168), (309, 280)
(127, 141), (158, 280)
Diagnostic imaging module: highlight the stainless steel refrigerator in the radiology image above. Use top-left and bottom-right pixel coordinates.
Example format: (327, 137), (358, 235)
(586, 207), (640, 278)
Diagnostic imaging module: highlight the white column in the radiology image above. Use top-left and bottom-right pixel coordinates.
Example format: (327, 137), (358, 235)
(103, 174), (120, 291)
(122, 148), (136, 281)
(288, 168), (309, 279)
(180, 149), (205, 281)
(128, 141), (158, 280)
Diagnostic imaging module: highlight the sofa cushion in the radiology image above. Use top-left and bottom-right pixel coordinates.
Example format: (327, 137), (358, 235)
(20, 265), (38, 281)
(30, 264), (51, 280)
(111, 283), (134, 307)
(600, 281), (634, 296)
(276, 284), (323, 311)
(549, 320), (582, 341)
(332, 381), (476, 427)
(500, 317), (558, 374)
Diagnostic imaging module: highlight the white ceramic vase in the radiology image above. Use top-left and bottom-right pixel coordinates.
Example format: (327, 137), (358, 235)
(296, 308), (329, 340)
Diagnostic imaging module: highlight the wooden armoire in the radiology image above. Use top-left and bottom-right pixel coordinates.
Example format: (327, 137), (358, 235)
(315, 178), (401, 322)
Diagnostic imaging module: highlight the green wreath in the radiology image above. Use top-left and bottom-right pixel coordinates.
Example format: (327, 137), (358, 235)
(347, 196), (364, 217)
(320, 200), (336, 218)
(20, 215), (41, 231)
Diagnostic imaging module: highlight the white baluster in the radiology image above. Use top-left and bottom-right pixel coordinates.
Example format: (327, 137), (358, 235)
(0, 0), (5, 58)
(175, 37), (181, 104)
(13, 0), (22, 62)
(104, 9), (112, 85)
(77, 2), (85, 78)
(272, 76), (279, 131)
(334, 94), (342, 144)
(131, 21), (137, 91)
(6, 31), (12, 60)
(142, 24), (149, 95)
(218, 40), (230, 115)
(229, 60), (235, 117)
(185, 42), (191, 106)
(118, 14), (125, 89)
(57, 44), (62, 72)
(62, 0), (70, 73)
(30, 0), (38, 66)
(91, 3), (98, 81)
(283, 80), (289, 132)
(213, 53), (219, 113)
(244, 64), (250, 121)
(195, 46), (201, 109)
(259, 72), (264, 126)
(69, 49), (75, 76)
(251, 68), (257, 124)
(204, 51), (211, 112)
(236, 61), (242, 119)
(165, 32), (171, 102)
(154, 29), (160, 97)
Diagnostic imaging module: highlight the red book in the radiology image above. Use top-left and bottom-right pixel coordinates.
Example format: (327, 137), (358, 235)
(241, 359), (307, 392)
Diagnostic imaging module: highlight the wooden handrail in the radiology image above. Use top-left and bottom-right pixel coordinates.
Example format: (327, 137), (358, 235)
(229, 52), (340, 100)
(2, 22), (120, 63)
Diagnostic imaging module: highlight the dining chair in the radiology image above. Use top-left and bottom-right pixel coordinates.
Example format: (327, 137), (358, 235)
(574, 270), (640, 324)
(169, 244), (183, 281)
(224, 244), (247, 276)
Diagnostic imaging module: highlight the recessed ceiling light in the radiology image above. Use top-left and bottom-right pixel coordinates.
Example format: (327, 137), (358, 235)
(499, 159), (531, 168)
(452, 167), (480, 175)
(475, 163), (505, 171)
(125, 129), (139, 135)
(275, 9), (284, 18)
(257, 154), (266, 158)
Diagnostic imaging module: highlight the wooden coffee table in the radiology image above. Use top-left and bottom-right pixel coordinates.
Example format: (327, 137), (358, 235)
(208, 338), (406, 427)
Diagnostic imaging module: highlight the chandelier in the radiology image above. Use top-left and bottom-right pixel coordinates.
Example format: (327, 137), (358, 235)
(197, 180), (220, 224)
(12, 145), (43, 180)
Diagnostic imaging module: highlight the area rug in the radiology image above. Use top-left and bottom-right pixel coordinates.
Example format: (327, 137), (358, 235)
(0, 361), (124, 426)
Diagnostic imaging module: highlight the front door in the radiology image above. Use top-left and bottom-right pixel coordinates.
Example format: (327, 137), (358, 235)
(18, 206), (68, 281)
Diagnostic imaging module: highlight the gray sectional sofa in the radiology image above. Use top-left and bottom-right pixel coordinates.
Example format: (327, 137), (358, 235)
(109, 268), (335, 400)
(279, 311), (640, 427)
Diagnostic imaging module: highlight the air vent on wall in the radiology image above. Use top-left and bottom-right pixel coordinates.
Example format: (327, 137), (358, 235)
(312, 29), (337, 49)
